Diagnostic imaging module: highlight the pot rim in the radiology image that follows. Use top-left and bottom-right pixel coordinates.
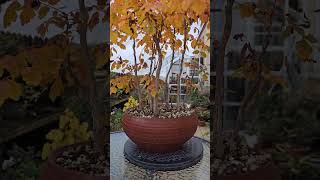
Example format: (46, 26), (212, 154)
(47, 141), (107, 178)
(123, 111), (198, 121)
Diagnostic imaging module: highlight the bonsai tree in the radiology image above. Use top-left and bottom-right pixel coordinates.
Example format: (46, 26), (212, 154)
(1, 0), (108, 155)
(110, 0), (210, 114)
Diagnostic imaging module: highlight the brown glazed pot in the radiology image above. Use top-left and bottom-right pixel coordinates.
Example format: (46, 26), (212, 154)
(211, 163), (281, 180)
(39, 142), (107, 180)
(122, 113), (199, 153)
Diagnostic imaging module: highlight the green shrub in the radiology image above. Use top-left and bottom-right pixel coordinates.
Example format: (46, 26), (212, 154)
(111, 108), (123, 132)
(1, 145), (42, 180)
(187, 88), (209, 108)
(251, 92), (320, 146)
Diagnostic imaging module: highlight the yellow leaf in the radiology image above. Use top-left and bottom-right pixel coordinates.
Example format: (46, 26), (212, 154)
(151, 88), (157, 97)
(42, 143), (52, 160)
(191, 39), (197, 48)
(38, 6), (49, 19)
(7, 80), (22, 101)
(200, 51), (207, 58)
(59, 115), (69, 129)
(46, 129), (64, 141)
(193, 50), (199, 54)
(70, 118), (80, 129)
(0, 80), (22, 106)
(21, 67), (42, 86)
(49, 77), (64, 102)
(20, 7), (36, 25)
(3, 0), (21, 28)
(191, 1), (206, 13)
(110, 86), (117, 94)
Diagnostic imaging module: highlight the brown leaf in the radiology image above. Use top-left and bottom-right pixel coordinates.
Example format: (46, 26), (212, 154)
(38, 6), (50, 19)
(0, 79), (22, 106)
(37, 23), (49, 37)
(240, 3), (255, 18)
(88, 12), (100, 31)
(3, 0), (21, 28)
(20, 7), (36, 25)
(296, 39), (313, 60)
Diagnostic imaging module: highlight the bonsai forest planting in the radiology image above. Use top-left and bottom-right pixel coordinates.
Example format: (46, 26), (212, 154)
(110, 0), (210, 154)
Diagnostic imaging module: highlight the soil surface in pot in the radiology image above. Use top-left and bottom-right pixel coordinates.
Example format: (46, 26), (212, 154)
(126, 105), (195, 118)
(212, 137), (272, 176)
(55, 144), (107, 176)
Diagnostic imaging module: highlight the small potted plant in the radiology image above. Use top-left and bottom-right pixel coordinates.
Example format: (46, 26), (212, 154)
(110, 0), (210, 153)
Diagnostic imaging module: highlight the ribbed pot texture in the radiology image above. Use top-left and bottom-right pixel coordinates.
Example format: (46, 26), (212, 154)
(122, 113), (198, 153)
(211, 163), (281, 180)
(39, 142), (107, 180)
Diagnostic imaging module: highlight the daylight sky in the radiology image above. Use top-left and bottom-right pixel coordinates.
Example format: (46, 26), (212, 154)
(0, 0), (107, 44)
(111, 22), (204, 77)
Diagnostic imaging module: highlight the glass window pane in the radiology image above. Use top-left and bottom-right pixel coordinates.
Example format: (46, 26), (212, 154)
(226, 77), (245, 102)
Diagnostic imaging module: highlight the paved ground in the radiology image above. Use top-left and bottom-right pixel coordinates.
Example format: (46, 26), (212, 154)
(110, 132), (210, 180)
(194, 123), (210, 142)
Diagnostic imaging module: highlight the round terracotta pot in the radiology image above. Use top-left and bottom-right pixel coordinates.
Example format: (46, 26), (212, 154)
(211, 163), (281, 180)
(122, 112), (198, 153)
(39, 142), (108, 180)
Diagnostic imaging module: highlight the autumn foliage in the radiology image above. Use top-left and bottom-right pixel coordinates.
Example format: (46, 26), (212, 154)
(110, 0), (210, 114)
(1, 0), (108, 153)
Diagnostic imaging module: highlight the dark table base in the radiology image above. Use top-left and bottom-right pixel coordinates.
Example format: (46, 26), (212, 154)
(124, 137), (203, 171)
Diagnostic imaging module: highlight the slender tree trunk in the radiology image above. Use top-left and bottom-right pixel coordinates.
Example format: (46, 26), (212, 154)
(78, 0), (106, 154)
(235, 15), (273, 134)
(153, 34), (163, 115)
(165, 35), (176, 107)
(133, 39), (142, 109)
(177, 20), (188, 107)
(214, 0), (234, 159)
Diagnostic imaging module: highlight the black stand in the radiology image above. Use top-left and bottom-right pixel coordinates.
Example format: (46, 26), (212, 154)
(124, 137), (203, 171)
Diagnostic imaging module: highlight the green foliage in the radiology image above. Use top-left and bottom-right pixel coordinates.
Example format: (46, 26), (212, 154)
(1, 145), (43, 180)
(187, 88), (209, 108)
(198, 109), (210, 122)
(111, 108), (123, 132)
(41, 109), (92, 160)
(272, 152), (320, 180)
(251, 92), (320, 146)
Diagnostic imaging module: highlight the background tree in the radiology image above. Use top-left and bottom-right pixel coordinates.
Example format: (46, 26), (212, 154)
(214, 0), (319, 158)
(1, 0), (109, 154)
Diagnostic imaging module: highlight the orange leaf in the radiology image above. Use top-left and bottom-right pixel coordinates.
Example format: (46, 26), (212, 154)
(20, 7), (36, 25)
(3, 0), (21, 28)
(21, 67), (42, 86)
(49, 77), (64, 102)
(0, 79), (22, 106)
